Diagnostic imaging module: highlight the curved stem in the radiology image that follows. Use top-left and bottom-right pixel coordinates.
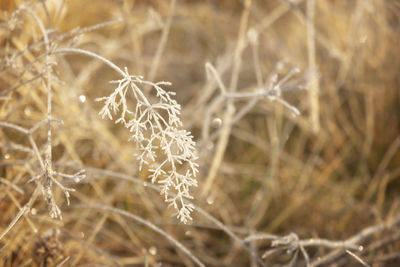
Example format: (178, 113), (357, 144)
(51, 48), (125, 77)
(73, 204), (205, 267)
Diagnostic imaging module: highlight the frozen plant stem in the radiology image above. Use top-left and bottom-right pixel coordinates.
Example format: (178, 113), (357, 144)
(84, 167), (266, 267)
(146, 0), (176, 92)
(50, 48), (199, 223)
(23, 7), (64, 219)
(307, 0), (320, 133)
(201, 60), (301, 197)
(74, 205), (205, 267)
(0, 186), (41, 241)
(201, 0), (252, 197)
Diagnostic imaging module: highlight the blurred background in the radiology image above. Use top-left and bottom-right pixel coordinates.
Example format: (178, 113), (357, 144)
(1, 0), (400, 266)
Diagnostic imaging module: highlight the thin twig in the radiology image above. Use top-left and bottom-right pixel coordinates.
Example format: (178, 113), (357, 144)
(83, 167), (266, 267)
(73, 204), (205, 267)
(0, 186), (40, 241)
(306, 0), (320, 132)
(346, 249), (370, 267)
(146, 0), (176, 91)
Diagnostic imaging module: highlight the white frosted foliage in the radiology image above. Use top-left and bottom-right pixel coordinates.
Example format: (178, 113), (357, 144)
(96, 68), (198, 223)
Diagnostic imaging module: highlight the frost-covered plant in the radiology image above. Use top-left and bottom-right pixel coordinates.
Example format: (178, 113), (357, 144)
(49, 46), (199, 223)
(95, 67), (199, 223)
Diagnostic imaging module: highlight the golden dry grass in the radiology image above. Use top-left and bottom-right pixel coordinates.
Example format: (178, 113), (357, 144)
(1, 0), (400, 266)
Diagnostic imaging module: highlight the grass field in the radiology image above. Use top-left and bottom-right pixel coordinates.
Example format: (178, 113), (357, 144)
(1, 0), (400, 266)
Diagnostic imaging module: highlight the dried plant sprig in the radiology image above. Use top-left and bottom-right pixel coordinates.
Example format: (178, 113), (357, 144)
(0, 120), (84, 220)
(201, 62), (304, 149)
(95, 67), (199, 223)
(50, 48), (198, 223)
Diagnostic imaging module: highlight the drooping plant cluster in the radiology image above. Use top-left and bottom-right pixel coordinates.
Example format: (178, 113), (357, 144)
(96, 68), (199, 223)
